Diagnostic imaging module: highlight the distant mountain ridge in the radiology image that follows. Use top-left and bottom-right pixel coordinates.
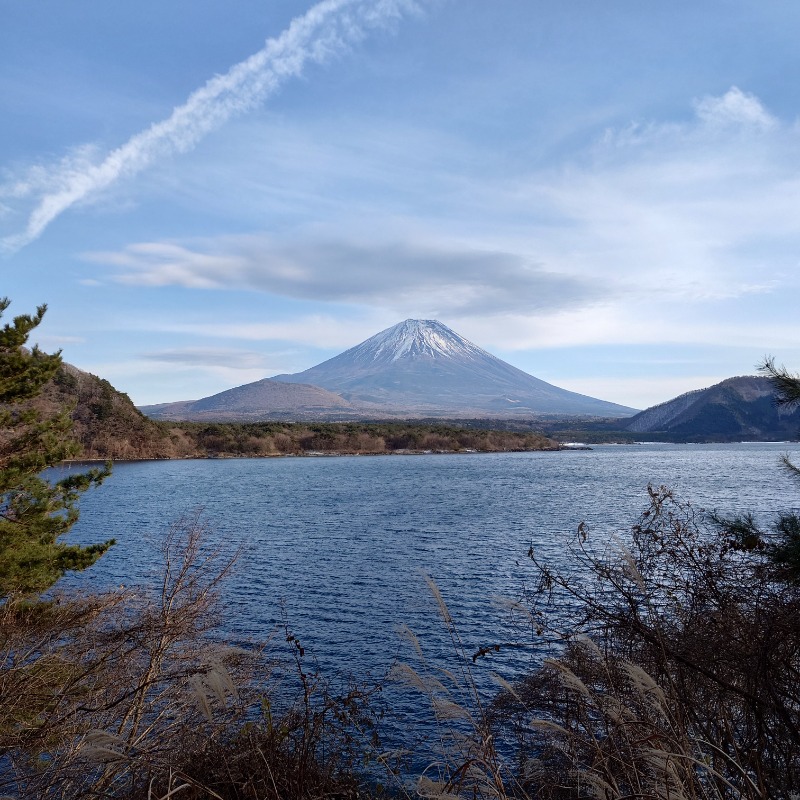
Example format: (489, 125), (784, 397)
(624, 375), (800, 440)
(141, 378), (357, 421)
(271, 319), (636, 418)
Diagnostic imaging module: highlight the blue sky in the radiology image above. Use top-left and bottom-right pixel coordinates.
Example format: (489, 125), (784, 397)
(3, 0), (800, 410)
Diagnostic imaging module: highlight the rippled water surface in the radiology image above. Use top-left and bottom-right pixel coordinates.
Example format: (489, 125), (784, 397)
(62, 443), (800, 686)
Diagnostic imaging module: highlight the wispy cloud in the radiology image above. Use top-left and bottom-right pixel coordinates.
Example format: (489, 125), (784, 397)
(34, 334), (87, 348)
(694, 86), (777, 130)
(140, 347), (272, 370)
(514, 88), (800, 303)
(84, 87), (800, 315)
(84, 235), (605, 317)
(144, 313), (388, 352)
(0, 0), (420, 253)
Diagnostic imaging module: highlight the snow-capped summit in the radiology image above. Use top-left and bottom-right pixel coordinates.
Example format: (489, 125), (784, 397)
(272, 319), (636, 417)
(342, 319), (489, 365)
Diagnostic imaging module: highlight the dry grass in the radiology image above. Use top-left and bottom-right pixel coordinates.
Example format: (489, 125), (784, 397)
(493, 637), (762, 800)
(0, 514), (385, 799)
(390, 575), (521, 800)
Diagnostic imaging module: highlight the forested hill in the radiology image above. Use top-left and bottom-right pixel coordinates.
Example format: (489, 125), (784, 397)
(624, 375), (800, 441)
(44, 364), (558, 459)
(43, 364), (176, 459)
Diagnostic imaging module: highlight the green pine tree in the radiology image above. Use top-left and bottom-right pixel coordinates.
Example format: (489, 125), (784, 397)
(0, 298), (113, 598)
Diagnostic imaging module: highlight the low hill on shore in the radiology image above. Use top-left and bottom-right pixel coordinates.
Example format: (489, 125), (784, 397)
(43, 364), (176, 459)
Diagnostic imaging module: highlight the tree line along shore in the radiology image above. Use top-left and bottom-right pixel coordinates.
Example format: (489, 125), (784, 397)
(47, 363), (558, 459)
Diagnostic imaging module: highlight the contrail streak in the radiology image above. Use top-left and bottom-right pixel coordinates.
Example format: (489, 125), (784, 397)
(1, 0), (419, 254)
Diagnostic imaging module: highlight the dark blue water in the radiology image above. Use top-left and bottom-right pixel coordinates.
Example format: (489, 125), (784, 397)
(60, 443), (800, 684)
(56, 443), (800, 769)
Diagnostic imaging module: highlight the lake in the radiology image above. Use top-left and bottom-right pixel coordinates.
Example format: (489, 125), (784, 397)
(60, 442), (800, 686)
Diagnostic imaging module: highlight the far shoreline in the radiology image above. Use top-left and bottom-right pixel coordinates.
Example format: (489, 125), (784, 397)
(59, 443), (575, 465)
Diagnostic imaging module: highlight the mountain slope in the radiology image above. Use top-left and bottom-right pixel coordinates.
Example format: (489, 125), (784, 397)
(272, 319), (636, 417)
(139, 378), (358, 422)
(624, 375), (800, 440)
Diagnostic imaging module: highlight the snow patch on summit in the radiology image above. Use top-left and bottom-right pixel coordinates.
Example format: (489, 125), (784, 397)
(351, 319), (490, 364)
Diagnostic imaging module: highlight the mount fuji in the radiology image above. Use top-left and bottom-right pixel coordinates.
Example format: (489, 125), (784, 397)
(271, 319), (636, 418)
(141, 320), (636, 421)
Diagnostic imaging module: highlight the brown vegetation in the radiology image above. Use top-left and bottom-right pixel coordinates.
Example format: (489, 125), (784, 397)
(166, 421), (557, 458)
(489, 485), (800, 799)
(0, 515), (383, 799)
(45, 365), (175, 460)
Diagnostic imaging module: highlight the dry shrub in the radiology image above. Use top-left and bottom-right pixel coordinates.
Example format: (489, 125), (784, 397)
(494, 639), (758, 800)
(138, 643), (382, 800)
(0, 513), (383, 799)
(418, 434), (454, 452)
(270, 432), (297, 454)
(353, 433), (386, 454)
(492, 485), (800, 799)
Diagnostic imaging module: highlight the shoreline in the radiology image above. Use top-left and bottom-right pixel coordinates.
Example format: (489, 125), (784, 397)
(59, 443), (573, 464)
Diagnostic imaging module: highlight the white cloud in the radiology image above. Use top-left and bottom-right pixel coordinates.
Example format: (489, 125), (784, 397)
(149, 313), (390, 351)
(694, 86), (777, 130)
(85, 235), (604, 317)
(98, 85), (800, 316)
(140, 347), (272, 370)
(508, 88), (800, 315)
(0, 0), (420, 253)
(450, 300), (800, 356)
